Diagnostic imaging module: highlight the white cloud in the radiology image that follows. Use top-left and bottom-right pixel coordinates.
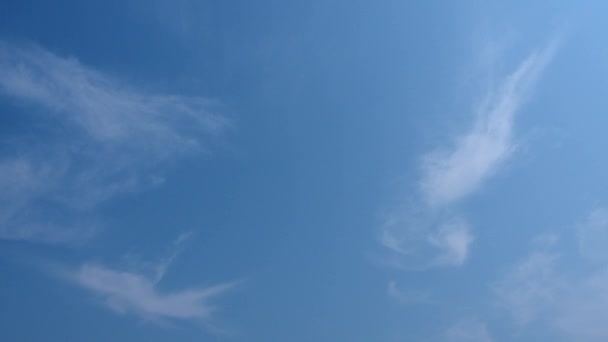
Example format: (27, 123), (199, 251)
(555, 268), (608, 340)
(0, 41), (227, 243)
(421, 42), (556, 207)
(380, 41), (557, 269)
(380, 216), (473, 269)
(62, 235), (237, 325)
(494, 252), (562, 325)
(0, 42), (226, 147)
(70, 264), (235, 324)
(494, 234), (608, 340)
(428, 219), (474, 267)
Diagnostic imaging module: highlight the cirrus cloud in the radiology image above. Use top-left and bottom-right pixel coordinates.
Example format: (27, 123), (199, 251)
(0, 41), (228, 243)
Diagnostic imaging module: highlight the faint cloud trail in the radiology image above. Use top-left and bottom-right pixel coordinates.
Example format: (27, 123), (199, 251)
(381, 39), (558, 271)
(0, 41), (228, 243)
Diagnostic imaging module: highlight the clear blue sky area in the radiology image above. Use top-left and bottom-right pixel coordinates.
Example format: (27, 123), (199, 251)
(1, 1), (608, 341)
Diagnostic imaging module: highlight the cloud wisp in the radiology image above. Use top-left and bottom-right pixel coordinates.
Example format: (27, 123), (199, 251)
(0, 41), (228, 243)
(428, 219), (475, 267)
(420, 43), (555, 207)
(62, 235), (237, 326)
(380, 41), (556, 270)
(494, 251), (562, 325)
(72, 264), (236, 323)
(494, 209), (608, 340)
(381, 215), (474, 269)
(494, 250), (608, 340)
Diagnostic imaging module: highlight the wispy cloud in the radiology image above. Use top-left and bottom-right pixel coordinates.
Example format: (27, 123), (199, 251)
(494, 251), (562, 325)
(493, 249), (608, 340)
(61, 235), (237, 326)
(380, 40), (557, 269)
(0, 41), (227, 243)
(421, 41), (556, 207)
(428, 219), (474, 267)
(494, 213), (608, 340)
(72, 264), (235, 323)
(381, 216), (473, 269)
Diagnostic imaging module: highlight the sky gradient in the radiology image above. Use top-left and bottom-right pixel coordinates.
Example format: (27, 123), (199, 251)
(1, 1), (608, 341)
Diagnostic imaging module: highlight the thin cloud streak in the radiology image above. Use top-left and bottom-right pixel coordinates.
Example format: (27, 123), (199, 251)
(381, 40), (557, 269)
(71, 264), (236, 323)
(428, 219), (474, 267)
(380, 216), (473, 269)
(421, 41), (557, 207)
(494, 251), (561, 325)
(0, 41), (228, 243)
(60, 234), (237, 325)
(494, 218), (608, 340)
(493, 249), (608, 340)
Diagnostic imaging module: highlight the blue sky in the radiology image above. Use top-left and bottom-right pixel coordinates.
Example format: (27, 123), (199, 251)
(1, 1), (608, 341)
